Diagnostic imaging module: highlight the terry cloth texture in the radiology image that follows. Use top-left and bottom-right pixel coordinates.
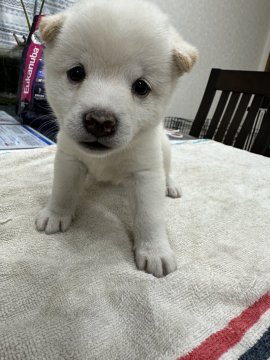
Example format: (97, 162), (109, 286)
(0, 141), (270, 360)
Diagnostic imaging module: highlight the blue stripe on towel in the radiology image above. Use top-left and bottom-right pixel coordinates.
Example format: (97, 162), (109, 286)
(239, 326), (270, 360)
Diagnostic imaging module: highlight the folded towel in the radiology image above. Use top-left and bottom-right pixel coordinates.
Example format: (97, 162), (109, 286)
(0, 141), (269, 359)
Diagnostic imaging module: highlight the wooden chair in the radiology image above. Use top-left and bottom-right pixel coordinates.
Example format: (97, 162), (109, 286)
(189, 68), (270, 156)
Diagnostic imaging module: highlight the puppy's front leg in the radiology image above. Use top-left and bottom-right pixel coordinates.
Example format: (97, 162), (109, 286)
(127, 171), (177, 278)
(35, 149), (87, 234)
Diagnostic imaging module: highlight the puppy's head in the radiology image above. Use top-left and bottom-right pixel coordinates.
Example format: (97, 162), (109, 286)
(40, 0), (198, 155)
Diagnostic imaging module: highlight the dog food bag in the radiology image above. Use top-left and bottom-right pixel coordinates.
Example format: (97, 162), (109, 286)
(17, 15), (58, 141)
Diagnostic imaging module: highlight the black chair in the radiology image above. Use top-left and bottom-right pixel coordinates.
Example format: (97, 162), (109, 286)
(189, 68), (270, 156)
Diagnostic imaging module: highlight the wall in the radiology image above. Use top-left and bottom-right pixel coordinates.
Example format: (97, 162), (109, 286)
(259, 25), (270, 70)
(151, 0), (270, 119)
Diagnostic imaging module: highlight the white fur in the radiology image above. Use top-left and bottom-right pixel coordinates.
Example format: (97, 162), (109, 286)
(35, 0), (197, 277)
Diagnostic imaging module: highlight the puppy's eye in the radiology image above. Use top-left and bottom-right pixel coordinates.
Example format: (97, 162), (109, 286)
(67, 65), (86, 83)
(132, 79), (151, 97)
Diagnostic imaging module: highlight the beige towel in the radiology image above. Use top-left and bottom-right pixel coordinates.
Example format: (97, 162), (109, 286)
(0, 141), (270, 359)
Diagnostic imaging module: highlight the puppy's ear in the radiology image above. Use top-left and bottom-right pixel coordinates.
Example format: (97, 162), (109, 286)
(171, 28), (198, 76)
(39, 13), (66, 43)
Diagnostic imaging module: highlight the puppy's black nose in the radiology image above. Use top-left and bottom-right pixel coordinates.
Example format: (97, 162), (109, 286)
(83, 110), (117, 138)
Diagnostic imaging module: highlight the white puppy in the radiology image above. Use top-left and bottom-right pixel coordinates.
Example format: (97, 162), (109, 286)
(35, 0), (198, 277)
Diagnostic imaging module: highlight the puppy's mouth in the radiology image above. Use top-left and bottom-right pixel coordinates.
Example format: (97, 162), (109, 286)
(79, 141), (111, 152)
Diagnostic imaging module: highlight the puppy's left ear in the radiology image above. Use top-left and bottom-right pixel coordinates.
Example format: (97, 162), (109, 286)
(171, 28), (198, 76)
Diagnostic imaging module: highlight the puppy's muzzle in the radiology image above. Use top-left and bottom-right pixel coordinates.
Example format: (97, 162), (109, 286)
(83, 110), (118, 138)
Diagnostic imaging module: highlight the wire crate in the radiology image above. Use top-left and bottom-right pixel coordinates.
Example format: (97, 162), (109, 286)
(165, 110), (268, 154)
(164, 117), (210, 138)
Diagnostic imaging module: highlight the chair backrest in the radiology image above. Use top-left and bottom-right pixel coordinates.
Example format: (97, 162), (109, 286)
(189, 68), (270, 156)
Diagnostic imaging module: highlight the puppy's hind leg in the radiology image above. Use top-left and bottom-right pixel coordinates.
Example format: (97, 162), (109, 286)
(162, 134), (182, 198)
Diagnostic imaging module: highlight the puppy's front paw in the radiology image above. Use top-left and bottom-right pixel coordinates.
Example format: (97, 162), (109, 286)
(135, 246), (177, 278)
(35, 207), (73, 234)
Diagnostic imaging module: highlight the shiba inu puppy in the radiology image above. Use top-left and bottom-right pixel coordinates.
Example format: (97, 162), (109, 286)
(35, 0), (198, 277)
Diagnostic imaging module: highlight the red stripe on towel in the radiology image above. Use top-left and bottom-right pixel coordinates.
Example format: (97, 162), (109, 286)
(178, 292), (270, 360)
